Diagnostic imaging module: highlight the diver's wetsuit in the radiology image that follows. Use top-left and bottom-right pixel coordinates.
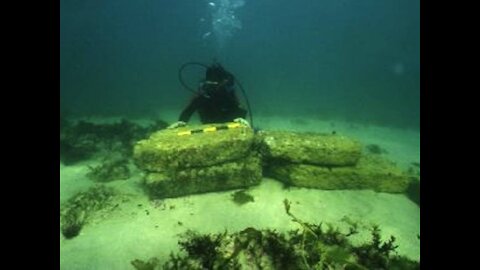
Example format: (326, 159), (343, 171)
(178, 63), (247, 124)
(179, 89), (247, 124)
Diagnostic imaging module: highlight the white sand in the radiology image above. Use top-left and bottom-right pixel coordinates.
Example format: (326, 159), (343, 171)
(60, 115), (420, 269)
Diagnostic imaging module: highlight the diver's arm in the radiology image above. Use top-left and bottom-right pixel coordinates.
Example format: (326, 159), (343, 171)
(179, 97), (201, 123)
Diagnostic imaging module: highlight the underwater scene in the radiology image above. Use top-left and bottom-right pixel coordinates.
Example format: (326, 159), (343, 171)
(60, 0), (420, 269)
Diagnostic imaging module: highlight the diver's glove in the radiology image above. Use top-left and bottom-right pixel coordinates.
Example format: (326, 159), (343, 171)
(233, 118), (250, 128)
(167, 121), (187, 129)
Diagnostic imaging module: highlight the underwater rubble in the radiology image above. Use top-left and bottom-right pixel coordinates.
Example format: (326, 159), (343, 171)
(131, 199), (419, 270)
(60, 114), (418, 198)
(142, 155), (262, 199)
(259, 130), (415, 193)
(134, 123), (263, 199)
(266, 154), (412, 193)
(258, 131), (363, 166)
(133, 123), (257, 170)
(133, 124), (417, 199)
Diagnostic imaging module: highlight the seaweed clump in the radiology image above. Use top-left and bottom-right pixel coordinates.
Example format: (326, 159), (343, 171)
(132, 199), (419, 270)
(366, 144), (388, 155)
(406, 180), (420, 206)
(405, 162), (420, 206)
(60, 185), (116, 239)
(86, 157), (131, 182)
(231, 190), (254, 205)
(130, 258), (160, 270)
(407, 162), (420, 177)
(60, 117), (168, 165)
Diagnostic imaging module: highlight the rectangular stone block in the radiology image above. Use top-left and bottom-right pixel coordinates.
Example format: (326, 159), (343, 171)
(143, 155), (262, 199)
(266, 155), (413, 193)
(133, 123), (255, 171)
(259, 131), (362, 166)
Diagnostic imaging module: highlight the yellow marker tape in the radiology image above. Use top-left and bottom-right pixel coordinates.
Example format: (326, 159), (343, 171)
(177, 131), (192, 136)
(227, 123), (241, 128)
(203, 127), (217, 132)
(176, 122), (244, 136)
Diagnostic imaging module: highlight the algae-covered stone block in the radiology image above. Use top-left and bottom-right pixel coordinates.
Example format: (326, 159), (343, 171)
(267, 155), (412, 193)
(143, 155), (262, 199)
(133, 123), (255, 171)
(259, 131), (362, 166)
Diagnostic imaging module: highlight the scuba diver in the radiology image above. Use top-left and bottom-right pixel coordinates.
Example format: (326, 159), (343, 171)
(168, 62), (251, 129)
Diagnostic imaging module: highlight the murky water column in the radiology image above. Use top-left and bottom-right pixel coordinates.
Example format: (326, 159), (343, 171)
(202, 0), (245, 60)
